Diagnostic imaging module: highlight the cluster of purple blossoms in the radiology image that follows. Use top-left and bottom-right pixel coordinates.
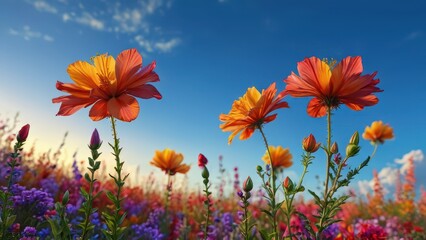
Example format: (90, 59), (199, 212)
(131, 208), (165, 240)
(11, 185), (54, 221)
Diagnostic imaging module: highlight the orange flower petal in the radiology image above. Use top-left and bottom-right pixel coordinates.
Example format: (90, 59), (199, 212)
(107, 94), (140, 122)
(115, 48), (143, 92)
(127, 84), (162, 99)
(55, 81), (91, 98)
(53, 95), (97, 116)
(297, 57), (332, 94)
(307, 98), (327, 117)
(89, 100), (109, 121)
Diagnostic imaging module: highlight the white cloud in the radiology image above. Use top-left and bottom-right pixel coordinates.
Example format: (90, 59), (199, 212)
(377, 167), (399, 186)
(155, 38), (180, 52)
(31, 0), (58, 13)
(9, 26), (54, 42)
(23, 0), (180, 53)
(395, 149), (424, 174)
(74, 12), (105, 30)
(358, 180), (370, 196)
(113, 8), (148, 33)
(135, 35), (154, 52)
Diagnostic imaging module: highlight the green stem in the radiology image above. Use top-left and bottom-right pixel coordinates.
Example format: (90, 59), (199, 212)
(258, 125), (279, 240)
(165, 173), (172, 214)
(324, 107), (332, 198)
(203, 178), (211, 240)
(81, 169), (96, 240)
(285, 157), (309, 239)
(110, 116), (125, 240)
(317, 107), (332, 238)
(370, 143), (378, 159)
(243, 200), (249, 240)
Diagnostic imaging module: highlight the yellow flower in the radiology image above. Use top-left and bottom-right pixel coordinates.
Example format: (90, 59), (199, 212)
(362, 121), (394, 144)
(262, 145), (293, 169)
(219, 83), (288, 144)
(150, 148), (190, 175)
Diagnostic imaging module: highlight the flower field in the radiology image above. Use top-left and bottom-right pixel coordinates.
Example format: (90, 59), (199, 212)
(0, 49), (425, 240)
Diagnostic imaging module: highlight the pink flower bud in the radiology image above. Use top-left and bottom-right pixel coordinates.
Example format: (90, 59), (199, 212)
(17, 124), (30, 142)
(198, 153), (208, 168)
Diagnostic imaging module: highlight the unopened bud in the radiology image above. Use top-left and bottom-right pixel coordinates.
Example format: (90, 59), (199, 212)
(243, 176), (253, 192)
(17, 124), (30, 142)
(201, 167), (210, 179)
(256, 165), (263, 173)
(349, 131), (359, 145)
(89, 128), (102, 150)
(283, 176), (293, 192)
(330, 142), (338, 154)
(346, 144), (360, 157)
(302, 134), (321, 153)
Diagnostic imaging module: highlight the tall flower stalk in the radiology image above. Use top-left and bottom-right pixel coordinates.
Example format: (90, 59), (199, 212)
(79, 129), (102, 240)
(102, 117), (128, 240)
(258, 126), (280, 239)
(0, 124), (29, 240)
(219, 83), (288, 239)
(283, 56), (385, 238)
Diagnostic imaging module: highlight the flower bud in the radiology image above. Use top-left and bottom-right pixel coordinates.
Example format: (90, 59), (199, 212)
(17, 124), (30, 142)
(201, 167), (210, 179)
(237, 190), (244, 198)
(243, 176), (253, 192)
(349, 131), (359, 145)
(256, 165), (263, 173)
(283, 176), (293, 192)
(302, 134), (320, 153)
(198, 153), (208, 168)
(346, 144), (360, 157)
(330, 142), (338, 154)
(89, 128), (101, 150)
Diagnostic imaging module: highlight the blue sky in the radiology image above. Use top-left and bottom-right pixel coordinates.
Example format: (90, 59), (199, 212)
(0, 0), (425, 197)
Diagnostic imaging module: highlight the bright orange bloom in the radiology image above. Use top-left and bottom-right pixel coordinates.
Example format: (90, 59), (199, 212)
(262, 145), (293, 169)
(52, 48), (161, 122)
(219, 83), (289, 144)
(362, 121), (394, 144)
(284, 56), (382, 117)
(150, 148), (190, 175)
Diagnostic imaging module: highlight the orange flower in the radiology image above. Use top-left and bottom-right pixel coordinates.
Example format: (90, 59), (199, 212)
(150, 148), (190, 175)
(262, 145), (293, 169)
(284, 56), (382, 117)
(219, 83), (289, 144)
(362, 121), (394, 144)
(52, 48), (162, 122)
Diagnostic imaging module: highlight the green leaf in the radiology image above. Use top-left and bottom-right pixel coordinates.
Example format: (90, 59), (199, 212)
(105, 191), (116, 202)
(259, 229), (272, 240)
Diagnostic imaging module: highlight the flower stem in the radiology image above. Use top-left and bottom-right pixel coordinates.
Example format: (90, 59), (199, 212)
(105, 116), (127, 240)
(370, 143), (378, 159)
(324, 107), (332, 198)
(258, 125), (279, 240)
(80, 147), (101, 240)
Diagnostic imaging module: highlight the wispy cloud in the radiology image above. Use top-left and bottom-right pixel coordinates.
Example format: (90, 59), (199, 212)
(357, 149), (424, 197)
(24, 0), (180, 53)
(64, 12), (105, 30)
(9, 25), (54, 42)
(394, 149), (423, 174)
(155, 38), (180, 52)
(30, 0), (58, 14)
(405, 31), (423, 41)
